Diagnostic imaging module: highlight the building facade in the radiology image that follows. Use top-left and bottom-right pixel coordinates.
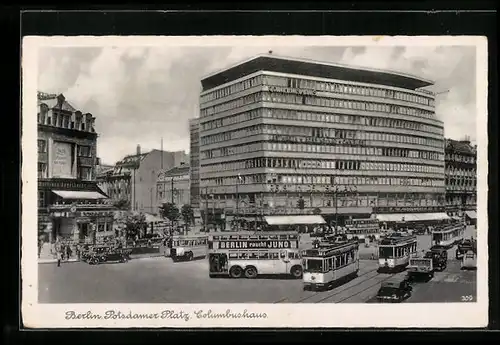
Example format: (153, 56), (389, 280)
(157, 163), (191, 208)
(97, 145), (189, 214)
(189, 118), (201, 209)
(444, 138), (477, 218)
(198, 55), (446, 225)
(96, 167), (132, 208)
(37, 92), (114, 243)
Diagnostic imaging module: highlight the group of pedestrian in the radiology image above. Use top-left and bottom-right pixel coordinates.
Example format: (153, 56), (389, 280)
(53, 239), (73, 267)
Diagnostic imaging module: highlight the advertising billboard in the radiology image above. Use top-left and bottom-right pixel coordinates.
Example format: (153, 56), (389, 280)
(51, 141), (73, 178)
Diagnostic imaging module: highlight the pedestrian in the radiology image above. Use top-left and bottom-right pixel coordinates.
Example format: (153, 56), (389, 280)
(55, 240), (62, 267)
(66, 243), (72, 261)
(76, 243), (81, 261)
(38, 236), (44, 258)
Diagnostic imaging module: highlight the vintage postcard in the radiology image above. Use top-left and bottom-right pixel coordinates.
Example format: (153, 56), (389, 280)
(22, 35), (488, 328)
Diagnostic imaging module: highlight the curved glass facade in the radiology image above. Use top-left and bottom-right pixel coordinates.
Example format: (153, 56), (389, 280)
(199, 64), (445, 218)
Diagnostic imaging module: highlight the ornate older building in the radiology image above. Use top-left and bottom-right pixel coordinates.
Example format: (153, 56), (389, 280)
(444, 137), (477, 222)
(198, 54), (447, 226)
(37, 92), (113, 243)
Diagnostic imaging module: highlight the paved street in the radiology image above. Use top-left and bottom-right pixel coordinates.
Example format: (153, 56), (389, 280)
(38, 226), (477, 304)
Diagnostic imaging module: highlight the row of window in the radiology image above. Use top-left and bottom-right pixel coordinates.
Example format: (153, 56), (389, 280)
(379, 243), (418, 259)
(200, 124), (444, 149)
(200, 157), (444, 175)
(445, 153), (476, 164)
(200, 108), (443, 136)
(200, 91), (436, 121)
(446, 178), (477, 187)
(445, 168), (476, 177)
(261, 92), (435, 119)
(304, 249), (357, 272)
(200, 74), (434, 108)
(37, 140), (93, 157)
(38, 111), (95, 132)
(200, 190), (443, 201)
(201, 174), (445, 188)
(37, 162), (93, 180)
(200, 141), (444, 161)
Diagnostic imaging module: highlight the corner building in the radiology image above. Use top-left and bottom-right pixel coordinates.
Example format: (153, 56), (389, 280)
(198, 55), (446, 225)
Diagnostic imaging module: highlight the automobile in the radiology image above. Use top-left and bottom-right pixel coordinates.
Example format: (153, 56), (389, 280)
(87, 246), (132, 265)
(376, 277), (412, 303)
(426, 247), (448, 271)
(456, 238), (477, 260)
(461, 250), (477, 270)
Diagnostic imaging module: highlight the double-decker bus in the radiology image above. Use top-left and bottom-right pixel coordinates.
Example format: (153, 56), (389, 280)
(207, 231), (302, 279)
(159, 234), (208, 262)
(431, 223), (465, 248)
(378, 233), (418, 273)
(344, 218), (381, 242)
(302, 240), (359, 290)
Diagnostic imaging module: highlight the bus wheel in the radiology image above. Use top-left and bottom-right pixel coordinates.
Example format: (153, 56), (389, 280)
(244, 266), (258, 279)
(229, 266), (243, 279)
(186, 252), (194, 261)
(290, 265), (303, 279)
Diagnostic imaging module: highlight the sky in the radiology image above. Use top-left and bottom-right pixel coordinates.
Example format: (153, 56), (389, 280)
(37, 44), (477, 165)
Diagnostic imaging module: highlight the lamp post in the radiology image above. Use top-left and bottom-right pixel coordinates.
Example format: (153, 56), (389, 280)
(235, 178), (239, 231)
(203, 186), (209, 230)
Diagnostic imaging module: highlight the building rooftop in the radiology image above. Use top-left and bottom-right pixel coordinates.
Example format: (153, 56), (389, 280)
(37, 92), (77, 112)
(201, 54), (434, 92)
(445, 139), (476, 155)
(158, 163), (190, 179)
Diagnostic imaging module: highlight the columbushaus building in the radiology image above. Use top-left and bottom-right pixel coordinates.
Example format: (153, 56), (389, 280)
(198, 55), (446, 226)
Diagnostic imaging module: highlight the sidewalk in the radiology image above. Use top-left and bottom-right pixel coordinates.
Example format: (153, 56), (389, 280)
(38, 242), (79, 264)
(37, 242), (164, 264)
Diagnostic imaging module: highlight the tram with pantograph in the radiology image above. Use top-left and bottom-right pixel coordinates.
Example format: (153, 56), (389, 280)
(378, 232), (418, 273)
(302, 239), (359, 291)
(344, 218), (381, 242)
(431, 223), (465, 249)
(207, 231), (302, 279)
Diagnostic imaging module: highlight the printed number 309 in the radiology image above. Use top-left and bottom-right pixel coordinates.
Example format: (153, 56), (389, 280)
(461, 295), (474, 302)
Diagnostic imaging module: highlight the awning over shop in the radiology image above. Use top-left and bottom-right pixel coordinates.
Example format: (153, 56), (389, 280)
(375, 212), (450, 222)
(52, 190), (108, 200)
(465, 211), (477, 219)
(264, 215), (326, 225)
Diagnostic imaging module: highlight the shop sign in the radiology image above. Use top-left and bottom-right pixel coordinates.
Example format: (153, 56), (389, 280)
(268, 86), (317, 96)
(80, 211), (115, 217)
(38, 180), (96, 190)
(373, 206), (445, 214)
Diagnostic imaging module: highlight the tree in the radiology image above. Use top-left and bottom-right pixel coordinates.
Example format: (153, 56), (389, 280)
(181, 204), (194, 229)
(160, 202), (180, 226)
(313, 207), (322, 215)
(115, 211), (147, 240)
(113, 198), (130, 210)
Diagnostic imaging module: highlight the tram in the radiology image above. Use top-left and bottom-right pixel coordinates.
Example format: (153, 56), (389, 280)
(302, 240), (359, 291)
(377, 232), (418, 273)
(431, 223), (465, 248)
(344, 218), (381, 242)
